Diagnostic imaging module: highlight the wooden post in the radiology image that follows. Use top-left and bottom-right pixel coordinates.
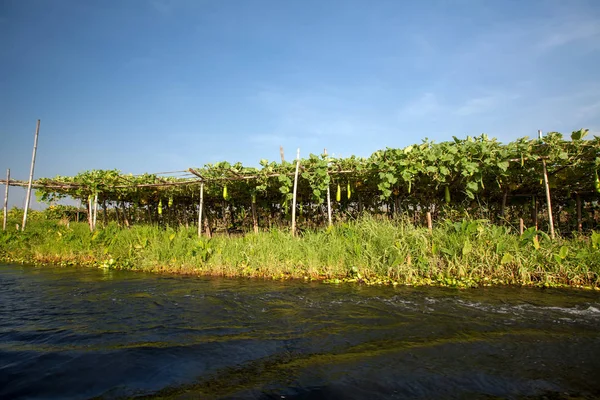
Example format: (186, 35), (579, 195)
(251, 198), (258, 234)
(291, 148), (300, 236)
(87, 196), (93, 231)
(576, 193), (582, 232)
(426, 211), (432, 233)
(3, 169), (9, 231)
(102, 199), (107, 226)
(280, 146), (285, 163)
(500, 190), (508, 220)
(76, 198), (81, 222)
(93, 193), (98, 230)
(121, 201), (130, 227)
(22, 119), (41, 231)
(324, 149), (332, 227)
(204, 214), (212, 238)
(197, 182), (204, 238)
(538, 130), (555, 239)
(519, 218), (524, 235)
(532, 195), (538, 230)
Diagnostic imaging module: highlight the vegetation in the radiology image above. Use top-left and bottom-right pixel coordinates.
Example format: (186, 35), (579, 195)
(13, 129), (598, 235)
(1, 212), (599, 289)
(2, 130), (599, 288)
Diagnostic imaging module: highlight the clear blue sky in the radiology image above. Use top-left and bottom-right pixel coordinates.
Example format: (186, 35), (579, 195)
(1, 0), (600, 208)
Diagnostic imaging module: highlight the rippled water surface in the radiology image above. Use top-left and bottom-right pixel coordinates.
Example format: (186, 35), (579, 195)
(1, 264), (600, 399)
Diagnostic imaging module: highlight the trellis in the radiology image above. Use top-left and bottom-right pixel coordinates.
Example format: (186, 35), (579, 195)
(2, 130), (600, 237)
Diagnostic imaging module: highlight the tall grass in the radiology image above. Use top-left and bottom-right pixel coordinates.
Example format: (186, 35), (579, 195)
(1, 215), (598, 288)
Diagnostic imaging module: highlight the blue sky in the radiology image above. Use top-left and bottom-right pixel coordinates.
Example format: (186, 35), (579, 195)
(1, 0), (600, 208)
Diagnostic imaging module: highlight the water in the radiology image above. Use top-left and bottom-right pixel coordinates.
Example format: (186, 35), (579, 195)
(1, 264), (599, 400)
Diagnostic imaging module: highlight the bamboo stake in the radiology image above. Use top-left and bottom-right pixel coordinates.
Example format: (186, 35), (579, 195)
(22, 119), (41, 231)
(197, 182), (204, 237)
(519, 218), (524, 235)
(426, 211), (432, 233)
(576, 193), (582, 232)
(121, 201), (130, 227)
(324, 149), (332, 227)
(88, 196), (93, 232)
(102, 199), (107, 226)
(76, 198), (81, 222)
(500, 190), (508, 220)
(543, 159), (555, 238)
(93, 193), (98, 230)
(539, 130), (555, 239)
(291, 148), (300, 236)
(532, 195), (538, 230)
(3, 169), (9, 231)
(251, 199), (258, 234)
(280, 146), (285, 163)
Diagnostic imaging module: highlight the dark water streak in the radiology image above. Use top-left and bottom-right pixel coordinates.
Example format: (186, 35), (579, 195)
(1, 264), (599, 399)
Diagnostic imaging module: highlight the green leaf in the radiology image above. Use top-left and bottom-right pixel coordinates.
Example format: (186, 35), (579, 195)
(462, 239), (472, 256)
(500, 253), (514, 264)
(532, 235), (540, 250)
(558, 245), (568, 259)
(466, 181), (478, 192)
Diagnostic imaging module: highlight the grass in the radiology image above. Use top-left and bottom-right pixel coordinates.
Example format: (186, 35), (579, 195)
(1, 215), (599, 288)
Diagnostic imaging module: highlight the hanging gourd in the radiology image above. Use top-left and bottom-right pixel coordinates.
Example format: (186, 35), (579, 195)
(158, 199), (163, 215)
(336, 184), (341, 202)
(251, 192), (257, 204)
(168, 196), (173, 207)
(223, 185), (228, 200)
(595, 170), (600, 193)
(347, 183), (351, 200)
(407, 181), (412, 194)
(444, 186), (451, 204)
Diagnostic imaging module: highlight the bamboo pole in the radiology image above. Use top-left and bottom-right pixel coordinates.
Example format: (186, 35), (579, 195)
(251, 198), (258, 234)
(500, 190), (508, 220)
(3, 169), (9, 231)
(197, 182), (204, 238)
(576, 193), (582, 232)
(88, 196), (93, 232)
(76, 198), (81, 222)
(291, 148), (300, 236)
(532, 195), (538, 230)
(539, 130), (555, 239)
(22, 119), (41, 231)
(93, 193), (98, 230)
(280, 146), (285, 163)
(426, 211), (432, 233)
(538, 130), (554, 239)
(121, 201), (130, 227)
(519, 218), (524, 235)
(324, 149), (332, 227)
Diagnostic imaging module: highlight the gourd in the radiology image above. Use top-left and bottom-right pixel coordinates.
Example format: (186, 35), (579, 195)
(336, 184), (341, 202)
(444, 186), (451, 204)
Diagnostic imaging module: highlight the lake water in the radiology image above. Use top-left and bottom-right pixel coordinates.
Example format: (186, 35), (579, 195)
(1, 264), (599, 399)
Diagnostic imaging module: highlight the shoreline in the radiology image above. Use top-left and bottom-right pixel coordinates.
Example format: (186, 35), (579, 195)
(1, 251), (598, 292)
(1, 217), (599, 290)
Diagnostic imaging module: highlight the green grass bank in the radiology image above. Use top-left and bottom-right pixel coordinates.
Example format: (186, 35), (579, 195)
(1, 216), (599, 289)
